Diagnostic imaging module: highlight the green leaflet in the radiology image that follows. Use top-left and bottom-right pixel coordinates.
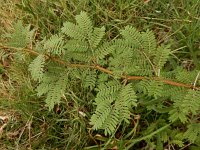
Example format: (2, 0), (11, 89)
(65, 40), (89, 52)
(90, 82), (137, 135)
(169, 108), (188, 123)
(45, 73), (68, 110)
(75, 11), (93, 37)
(184, 123), (200, 142)
(120, 26), (143, 48)
(8, 21), (34, 48)
(89, 27), (105, 49)
(28, 54), (45, 82)
(175, 67), (198, 84)
(141, 29), (157, 57)
(44, 34), (64, 55)
(153, 44), (171, 70)
(169, 90), (200, 123)
(83, 70), (97, 90)
(36, 72), (58, 97)
(180, 90), (200, 115)
(135, 80), (163, 98)
(61, 22), (85, 40)
(94, 41), (114, 60)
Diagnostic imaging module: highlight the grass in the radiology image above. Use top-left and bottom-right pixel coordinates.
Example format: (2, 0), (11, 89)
(0, 0), (200, 149)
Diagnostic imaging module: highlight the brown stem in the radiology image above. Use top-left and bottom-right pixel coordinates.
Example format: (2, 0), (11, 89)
(160, 79), (193, 88)
(0, 44), (199, 90)
(0, 45), (39, 56)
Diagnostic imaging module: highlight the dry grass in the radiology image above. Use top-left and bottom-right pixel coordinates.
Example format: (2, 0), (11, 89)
(0, 0), (22, 42)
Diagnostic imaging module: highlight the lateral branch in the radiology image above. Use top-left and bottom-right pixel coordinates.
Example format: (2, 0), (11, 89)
(0, 44), (199, 90)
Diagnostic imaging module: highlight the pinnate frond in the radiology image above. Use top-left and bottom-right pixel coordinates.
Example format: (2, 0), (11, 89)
(184, 123), (200, 142)
(153, 44), (171, 70)
(169, 108), (188, 123)
(91, 81), (137, 135)
(120, 26), (143, 48)
(65, 40), (89, 52)
(83, 70), (97, 90)
(61, 22), (85, 40)
(136, 80), (163, 98)
(94, 42), (114, 60)
(180, 90), (200, 115)
(44, 34), (64, 55)
(141, 29), (157, 56)
(175, 68), (198, 84)
(28, 54), (45, 82)
(89, 27), (105, 48)
(45, 74), (68, 110)
(8, 21), (34, 48)
(75, 11), (93, 36)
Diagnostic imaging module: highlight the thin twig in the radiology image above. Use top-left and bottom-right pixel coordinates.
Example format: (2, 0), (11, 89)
(134, 16), (192, 23)
(1, 44), (199, 90)
(193, 71), (200, 89)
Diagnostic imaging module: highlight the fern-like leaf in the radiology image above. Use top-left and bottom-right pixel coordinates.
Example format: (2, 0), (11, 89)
(28, 54), (45, 82)
(8, 21), (34, 48)
(96, 81), (121, 98)
(90, 81), (121, 131)
(83, 70), (97, 90)
(61, 22), (85, 40)
(35, 72), (59, 96)
(169, 108), (188, 123)
(141, 29), (157, 56)
(118, 84), (137, 123)
(175, 68), (198, 84)
(89, 27), (105, 48)
(90, 96), (114, 130)
(102, 107), (119, 135)
(120, 26), (143, 48)
(45, 74), (68, 110)
(102, 84), (137, 135)
(153, 44), (171, 70)
(91, 81), (138, 135)
(121, 84), (137, 107)
(75, 11), (93, 36)
(65, 40), (89, 52)
(184, 123), (200, 142)
(135, 80), (163, 98)
(43, 35), (64, 55)
(180, 90), (200, 115)
(94, 42), (114, 60)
